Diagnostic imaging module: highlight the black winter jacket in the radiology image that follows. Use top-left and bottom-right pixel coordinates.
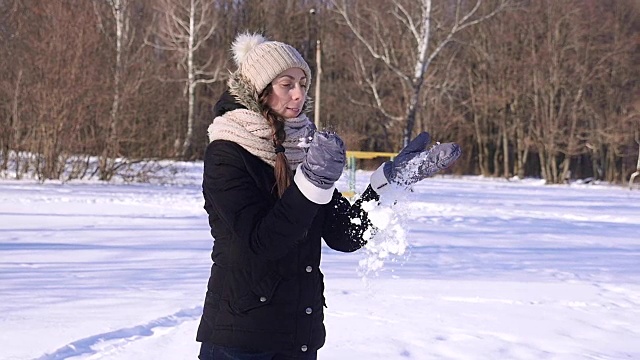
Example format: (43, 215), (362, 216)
(196, 92), (379, 353)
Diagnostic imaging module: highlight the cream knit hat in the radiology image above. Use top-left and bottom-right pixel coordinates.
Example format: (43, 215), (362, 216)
(231, 32), (311, 95)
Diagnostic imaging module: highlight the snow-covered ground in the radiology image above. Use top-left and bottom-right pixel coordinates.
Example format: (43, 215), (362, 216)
(1, 162), (640, 360)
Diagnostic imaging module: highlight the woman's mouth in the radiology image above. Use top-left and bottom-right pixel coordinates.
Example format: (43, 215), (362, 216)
(287, 107), (301, 115)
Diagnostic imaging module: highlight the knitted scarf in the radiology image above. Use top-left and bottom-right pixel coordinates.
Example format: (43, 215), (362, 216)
(207, 109), (312, 169)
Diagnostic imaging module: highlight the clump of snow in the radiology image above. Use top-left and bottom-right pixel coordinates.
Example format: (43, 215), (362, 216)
(357, 188), (412, 278)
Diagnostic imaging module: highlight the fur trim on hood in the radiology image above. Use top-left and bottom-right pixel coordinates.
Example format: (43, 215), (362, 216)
(227, 70), (313, 115)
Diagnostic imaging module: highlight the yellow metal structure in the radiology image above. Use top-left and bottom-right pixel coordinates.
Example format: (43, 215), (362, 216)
(342, 151), (397, 198)
(345, 151), (398, 159)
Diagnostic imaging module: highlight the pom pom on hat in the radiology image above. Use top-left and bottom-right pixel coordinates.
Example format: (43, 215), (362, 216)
(232, 32), (267, 66)
(230, 32), (312, 94)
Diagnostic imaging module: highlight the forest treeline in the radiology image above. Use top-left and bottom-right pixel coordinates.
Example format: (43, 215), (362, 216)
(1, 0), (639, 184)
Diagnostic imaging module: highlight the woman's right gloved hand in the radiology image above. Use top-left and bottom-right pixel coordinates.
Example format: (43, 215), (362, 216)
(299, 130), (346, 189)
(371, 132), (461, 194)
(385, 132), (461, 186)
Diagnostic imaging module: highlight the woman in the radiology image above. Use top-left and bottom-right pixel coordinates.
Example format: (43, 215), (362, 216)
(197, 33), (461, 360)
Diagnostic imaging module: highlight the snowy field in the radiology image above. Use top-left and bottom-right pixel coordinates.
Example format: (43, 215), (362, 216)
(1, 162), (640, 360)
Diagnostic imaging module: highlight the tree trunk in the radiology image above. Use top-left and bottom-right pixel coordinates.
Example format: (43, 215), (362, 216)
(403, 0), (432, 147)
(7, 69), (23, 174)
(502, 111), (510, 178)
(181, 0), (196, 159)
(514, 114), (528, 179)
(100, 0), (124, 181)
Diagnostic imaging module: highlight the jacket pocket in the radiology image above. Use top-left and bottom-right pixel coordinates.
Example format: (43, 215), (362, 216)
(232, 270), (282, 314)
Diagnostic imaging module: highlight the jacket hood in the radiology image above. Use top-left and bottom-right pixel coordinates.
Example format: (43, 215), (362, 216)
(227, 70), (313, 115)
(213, 89), (245, 118)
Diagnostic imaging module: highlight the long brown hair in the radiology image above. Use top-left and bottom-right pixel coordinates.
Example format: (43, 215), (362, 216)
(259, 84), (293, 197)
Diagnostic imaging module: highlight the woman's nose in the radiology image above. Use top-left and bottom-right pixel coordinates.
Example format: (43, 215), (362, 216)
(291, 84), (303, 100)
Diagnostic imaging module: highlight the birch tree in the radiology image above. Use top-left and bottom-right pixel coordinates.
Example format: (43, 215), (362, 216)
(99, 0), (128, 180)
(334, 0), (510, 147)
(101, 0), (123, 180)
(93, 0), (147, 180)
(150, 0), (224, 159)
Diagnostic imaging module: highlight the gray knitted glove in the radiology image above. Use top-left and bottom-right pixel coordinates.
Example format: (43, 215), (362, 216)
(384, 132), (461, 187)
(299, 130), (346, 189)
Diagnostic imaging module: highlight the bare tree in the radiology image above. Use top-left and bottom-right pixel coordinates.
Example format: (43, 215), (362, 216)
(93, 0), (135, 179)
(522, 0), (639, 184)
(628, 131), (640, 189)
(149, 0), (224, 159)
(334, 0), (510, 147)
(0, 0), (25, 175)
(15, 1), (107, 180)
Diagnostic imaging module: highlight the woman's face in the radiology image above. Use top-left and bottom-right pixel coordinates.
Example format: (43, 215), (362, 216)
(266, 67), (307, 119)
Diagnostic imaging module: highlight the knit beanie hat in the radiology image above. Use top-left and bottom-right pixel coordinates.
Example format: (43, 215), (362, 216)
(231, 32), (312, 95)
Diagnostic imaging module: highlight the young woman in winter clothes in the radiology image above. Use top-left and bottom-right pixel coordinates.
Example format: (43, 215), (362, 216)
(197, 33), (461, 360)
